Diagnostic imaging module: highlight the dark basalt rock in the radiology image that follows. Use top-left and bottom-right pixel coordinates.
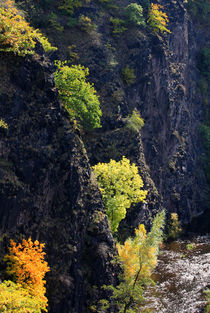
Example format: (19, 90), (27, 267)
(0, 52), (118, 313)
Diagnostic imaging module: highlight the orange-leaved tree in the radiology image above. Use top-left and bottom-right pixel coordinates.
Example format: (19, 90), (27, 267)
(4, 237), (50, 311)
(147, 3), (171, 34)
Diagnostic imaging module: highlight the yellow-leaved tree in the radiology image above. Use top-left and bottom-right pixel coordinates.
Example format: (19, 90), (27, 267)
(107, 210), (165, 313)
(147, 3), (171, 34)
(2, 237), (50, 312)
(93, 156), (147, 233)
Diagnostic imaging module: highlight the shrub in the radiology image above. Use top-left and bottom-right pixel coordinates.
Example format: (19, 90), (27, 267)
(125, 3), (145, 27)
(93, 156), (147, 232)
(110, 17), (127, 37)
(204, 289), (210, 313)
(0, 119), (8, 129)
(125, 109), (144, 133)
(48, 12), (64, 32)
(54, 61), (102, 130)
(167, 213), (182, 240)
(78, 15), (96, 32)
(58, 0), (83, 16)
(0, 0), (57, 56)
(0, 280), (45, 313)
(122, 65), (136, 85)
(147, 3), (171, 34)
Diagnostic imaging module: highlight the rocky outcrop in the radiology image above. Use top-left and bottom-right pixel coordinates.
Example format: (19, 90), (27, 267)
(0, 49), (117, 313)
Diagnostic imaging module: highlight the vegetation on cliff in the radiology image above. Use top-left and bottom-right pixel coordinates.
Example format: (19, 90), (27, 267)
(54, 61), (102, 130)
(1, 238), (49, 312)
(93, 156), (147, 232)
(0, 0), (56, 56)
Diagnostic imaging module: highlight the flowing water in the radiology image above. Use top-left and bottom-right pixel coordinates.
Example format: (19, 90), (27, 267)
(143, 236), (210, 313)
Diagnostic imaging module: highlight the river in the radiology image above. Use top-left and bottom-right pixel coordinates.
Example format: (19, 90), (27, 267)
(143, 236), (210, 313)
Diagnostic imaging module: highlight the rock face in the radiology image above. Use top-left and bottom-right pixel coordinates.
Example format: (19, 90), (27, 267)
(0, 51), (117, 313)
(81, 0), (208, 224)
(13, 0), (208, 231)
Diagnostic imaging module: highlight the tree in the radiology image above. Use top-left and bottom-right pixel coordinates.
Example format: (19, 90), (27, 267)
(54, 62), (102, 130)
(4, 237), (50, 312)
(110, 211), (165, 313)
(167, 213), (182, 240)
(93, 157), (147, 232)
(0, 0), (56, 56)
(0, 280), (45, 313)
(125, 3), (145, 27)
(147, 3), (171, 34)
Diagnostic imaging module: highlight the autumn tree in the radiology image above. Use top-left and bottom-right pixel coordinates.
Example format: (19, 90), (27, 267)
(0, 0), (56, 56)
(93, 157), (147, 232)
(54, 61), (102, 130)
(4, 237), (50, 312)
(147, 3), (171, 34)
(109, 211), (165, 313)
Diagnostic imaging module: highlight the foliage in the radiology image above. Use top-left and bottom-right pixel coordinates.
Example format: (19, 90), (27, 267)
(93, 156), (147, 232)
(0, 0), (57, 56)
(58, 0), (83, 15)
(4, 237), (50, 311)
(197, 48), (210, 82)
(125, 109), (144, 133)
(110, 17), (127, 37)
(204, 289), (210, 313)
(147, 3), (171, 34)
(0, 280), (44, 313)
(48, 12), (64, 32)
(186, 243), (196, 251)
(78, 15), (96, 32)
(122, 66), (136, 85)
(109, 211), (165, 312)
(125, 3), (145, 27)
(54, 61), (102, 130)
(167, 213), (182, 240)
(0, 119), (8, 129)
(187, 0), (210, 25)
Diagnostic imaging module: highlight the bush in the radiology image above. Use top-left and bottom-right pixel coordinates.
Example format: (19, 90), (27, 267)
(147, 3), (171, 34)
(110, 17), (127, 37)
(93, 156), (147, 232)
(122, 65), (136, 85)
(48, 12), (64, 32)
(0, 119), (8, 129)
(54, 61), (102, 130)
(167, 213), (182, 240)
(125, 3), (145, 27)
(0, 280), (45, 313)
(78, 15), (96, 33)
(125, 109), (144, 133)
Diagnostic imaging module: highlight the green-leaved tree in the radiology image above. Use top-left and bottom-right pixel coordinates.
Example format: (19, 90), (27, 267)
(54, 62), (102, 130)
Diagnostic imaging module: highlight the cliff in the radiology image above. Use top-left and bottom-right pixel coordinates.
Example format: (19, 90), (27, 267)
(0, 49), (117, 312)
(0, 0), (209, 311)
